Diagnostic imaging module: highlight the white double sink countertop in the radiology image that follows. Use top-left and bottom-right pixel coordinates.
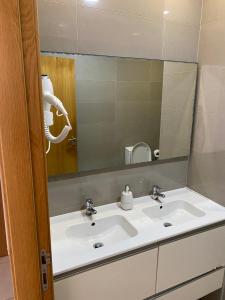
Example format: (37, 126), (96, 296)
(50, 188), (225, 276)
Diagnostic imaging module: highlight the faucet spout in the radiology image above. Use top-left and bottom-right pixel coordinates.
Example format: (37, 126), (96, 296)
(85, 199), (97, 216)
(151, 185), (165, 205)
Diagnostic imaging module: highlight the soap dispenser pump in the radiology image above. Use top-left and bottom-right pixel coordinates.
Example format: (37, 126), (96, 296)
(120, 185), (133, 210)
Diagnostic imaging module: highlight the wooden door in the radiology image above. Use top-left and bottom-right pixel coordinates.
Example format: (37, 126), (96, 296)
(40, 56), (78, 176)
(0, 1), (54, 300)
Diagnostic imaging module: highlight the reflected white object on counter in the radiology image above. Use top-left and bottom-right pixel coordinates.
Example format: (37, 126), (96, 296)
(42, 75), (72, 154)
(125, 142), (152, 165)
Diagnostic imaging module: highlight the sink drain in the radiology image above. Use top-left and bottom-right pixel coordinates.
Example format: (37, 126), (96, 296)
(164, 222), (172, 227)
(93, 242), (104, 249)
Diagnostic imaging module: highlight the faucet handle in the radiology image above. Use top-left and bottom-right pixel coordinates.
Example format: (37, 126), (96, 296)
(152, 185), (161, 192)
(86, 198), (94, 205)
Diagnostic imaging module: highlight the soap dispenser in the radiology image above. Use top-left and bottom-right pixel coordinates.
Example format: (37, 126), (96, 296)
(120, 185), (133, 210)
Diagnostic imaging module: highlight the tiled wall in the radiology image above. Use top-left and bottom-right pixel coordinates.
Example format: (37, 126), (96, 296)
(188, 0), (225, 208)
(160, 62), (197, 159)
(37, 0), (202, 62)
(48, 159), (188, 216)
(76, 55), (163, 171)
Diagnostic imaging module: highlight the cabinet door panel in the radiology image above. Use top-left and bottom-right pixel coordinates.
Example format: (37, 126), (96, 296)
(55, 248), (158, 300)
(156, 269), (224, 300)
(157, 226), (225, 292)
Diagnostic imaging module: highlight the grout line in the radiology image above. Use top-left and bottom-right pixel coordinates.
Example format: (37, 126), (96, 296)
(196, 0), (204, 62)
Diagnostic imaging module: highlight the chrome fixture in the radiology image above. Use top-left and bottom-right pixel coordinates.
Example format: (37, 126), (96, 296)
(151, 185), (165, 205)
(85, 199), (97, 216)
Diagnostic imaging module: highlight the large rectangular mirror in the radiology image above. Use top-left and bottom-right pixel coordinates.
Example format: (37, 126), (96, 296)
(41, 54), (197, 177)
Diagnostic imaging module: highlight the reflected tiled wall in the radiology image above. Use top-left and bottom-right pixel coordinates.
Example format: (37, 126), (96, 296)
(37, 0), (202, 62)
(76, 55), (163, 171)
(188, 0), (225, 208)
(76, 55), (118, 171)
(160, 62), (197, 159)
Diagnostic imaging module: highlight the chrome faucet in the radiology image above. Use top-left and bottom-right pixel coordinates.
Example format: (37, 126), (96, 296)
(85, 199), (97, 216)
(151, 185), (165, 205)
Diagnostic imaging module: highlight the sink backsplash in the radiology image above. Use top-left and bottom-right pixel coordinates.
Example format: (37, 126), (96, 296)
(48, 159), (188, 216)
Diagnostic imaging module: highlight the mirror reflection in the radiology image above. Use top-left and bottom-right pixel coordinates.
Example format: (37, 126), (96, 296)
(40, 54), (197, 177)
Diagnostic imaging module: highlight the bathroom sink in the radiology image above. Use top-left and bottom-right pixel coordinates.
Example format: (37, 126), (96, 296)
(65, 215), (137, 253)
(143, 200), (205, 226)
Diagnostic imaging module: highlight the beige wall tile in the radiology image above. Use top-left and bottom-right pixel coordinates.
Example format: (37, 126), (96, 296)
(164, 0), (202, 26)
(77, 120), (118, 171)
(162, 21), (200, 62)
(202, 0), (225, 24)
(78, 142), (120, 171)
(78, 0), (165, 22)
(163, 62), (197, 75)
(188, 151), (225, 207)
(76, 55), (117, 80)
(192, 108), (225, 154)
(77, 80), (116, 103)
(117, 82), (151, 102)
(196, 66), (225, 114)
(77, 123), (117, 147)
(149, 60), (164, 82)
(37, 0), (77, 52)
(199, 20), (225, 66)
(162, 0), (201, 62)
(117, 58), (151, 81)
(77, 102), (115, 124)
(77, 5), (163, 59)
(149, 82), (163, 101)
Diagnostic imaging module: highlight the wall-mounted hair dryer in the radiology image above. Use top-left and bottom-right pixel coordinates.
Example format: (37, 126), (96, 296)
(41, 75), (72, 154)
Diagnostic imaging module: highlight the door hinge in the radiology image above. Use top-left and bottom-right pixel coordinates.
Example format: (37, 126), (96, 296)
(40, 249), (51, 292)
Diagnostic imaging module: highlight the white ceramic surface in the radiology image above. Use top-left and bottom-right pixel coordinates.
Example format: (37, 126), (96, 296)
(51, 188), (225, 275)
(64, 215), (137, 255)
(143, 200), (205, 225)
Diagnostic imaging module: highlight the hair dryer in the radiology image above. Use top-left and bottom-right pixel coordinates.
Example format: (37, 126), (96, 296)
(41, 75), (72, 154)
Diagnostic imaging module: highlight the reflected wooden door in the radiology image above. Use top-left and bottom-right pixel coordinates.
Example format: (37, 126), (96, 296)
(40, 56), (78, 176)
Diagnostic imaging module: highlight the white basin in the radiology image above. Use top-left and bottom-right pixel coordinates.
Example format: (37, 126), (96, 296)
(143, 200), (205, 226)
(65, 215), (137, 254)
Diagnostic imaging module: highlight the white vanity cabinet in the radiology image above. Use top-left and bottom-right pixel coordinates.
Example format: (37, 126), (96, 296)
(156, 226), (225, 292)
(54, 225), (225, 300)
(54, 248), (158, 300)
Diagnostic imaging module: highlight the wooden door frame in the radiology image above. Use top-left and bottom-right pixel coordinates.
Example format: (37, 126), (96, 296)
(0, 1), (54, 299)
